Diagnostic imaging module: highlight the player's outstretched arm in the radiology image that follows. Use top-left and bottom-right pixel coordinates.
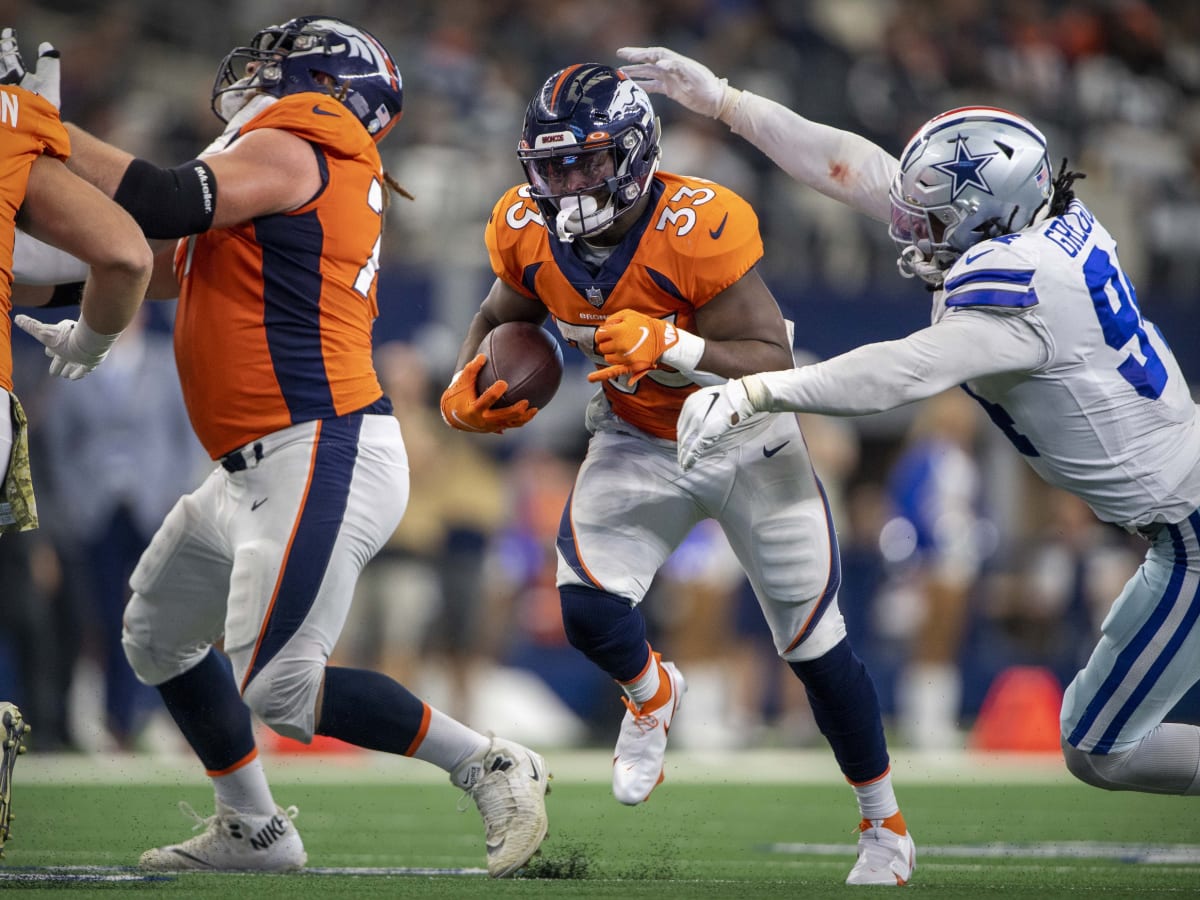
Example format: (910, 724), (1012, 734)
(617, 46), (896, 222)
(14, 155), (151, 379)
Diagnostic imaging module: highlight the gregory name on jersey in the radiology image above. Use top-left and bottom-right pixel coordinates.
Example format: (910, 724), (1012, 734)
(1045, 201), (1095, 257)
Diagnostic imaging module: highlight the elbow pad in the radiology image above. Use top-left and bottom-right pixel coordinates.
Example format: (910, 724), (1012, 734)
(113, 158), (217, 239)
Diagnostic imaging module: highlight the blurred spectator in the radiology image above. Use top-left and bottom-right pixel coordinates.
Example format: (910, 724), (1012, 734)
(989, 486), (1143, 691)
(334, 341), (508, 723)
(877, 390), (992, 750)
(37, 306), (206, 749)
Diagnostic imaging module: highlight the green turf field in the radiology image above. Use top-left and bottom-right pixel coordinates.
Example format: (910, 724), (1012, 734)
(1, 751), (1195, 897)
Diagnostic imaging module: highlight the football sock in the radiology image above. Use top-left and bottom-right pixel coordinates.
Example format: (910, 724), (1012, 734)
(620, 649), (664, 709)
(788, 638), (890, 784)
(157, 648), (257, 773)
(851, 768), (901, 822)
(316, 666), (437, 756)
(560, 585), (649, 681)
(212, 756), (277, 817)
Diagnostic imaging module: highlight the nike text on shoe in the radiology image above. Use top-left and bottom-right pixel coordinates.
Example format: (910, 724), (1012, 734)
(0, 702), (29, 857)
(846, 817), (916, 886)
(453, 736), (551, 878)
(138, 801), (307, 872)
(611, 660), (686, 805)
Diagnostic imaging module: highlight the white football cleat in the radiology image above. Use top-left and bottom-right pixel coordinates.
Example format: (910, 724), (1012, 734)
(846, 817), (916, 886)
(453, 736), (551, 878)
(138, 801), (306, 872)
(611, 659), (686, 805)
(0, 702), (29, 857)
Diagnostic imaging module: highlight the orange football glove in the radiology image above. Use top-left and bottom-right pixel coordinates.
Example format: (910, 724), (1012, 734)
(587, 309), (678, 386)
(440, 354), (537, 433)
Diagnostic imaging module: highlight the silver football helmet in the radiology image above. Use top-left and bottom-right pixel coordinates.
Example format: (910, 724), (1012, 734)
(889, 107), (1053, 286)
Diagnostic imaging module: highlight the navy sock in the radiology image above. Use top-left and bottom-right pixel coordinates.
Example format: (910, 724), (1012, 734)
(315, 666), (428, 755)
(560, 585), (649, 682)
(789, 639), (890, 783)
(157, 648), (256, 772)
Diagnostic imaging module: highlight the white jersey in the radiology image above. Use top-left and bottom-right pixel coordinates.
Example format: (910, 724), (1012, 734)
(751, 200), (1200, 530)
(935, 201), (1200, 529)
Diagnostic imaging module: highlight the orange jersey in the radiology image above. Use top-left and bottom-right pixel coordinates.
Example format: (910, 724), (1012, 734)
(0, 87), (69, 391)
(174, 93), (386, 458)
(485, 172), (763, 439)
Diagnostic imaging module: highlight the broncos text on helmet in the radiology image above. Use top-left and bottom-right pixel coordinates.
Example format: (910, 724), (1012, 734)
(889, 106), (1053, 286)
(211, 16), (402, 143)
(518, 63), (661, 242)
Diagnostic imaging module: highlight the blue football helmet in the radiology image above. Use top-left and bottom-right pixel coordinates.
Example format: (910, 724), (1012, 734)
(518, 64), (660, 242)
(890, 106), (1053, 285)
(212, 16), (403, 142)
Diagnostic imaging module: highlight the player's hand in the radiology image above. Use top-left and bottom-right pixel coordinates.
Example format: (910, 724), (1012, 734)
(676, 377), (758, 471)
(14, 314), (120, 380)
(587, 309), (678, 387)
(617, 46), (739, 123)
(0, 28), (61, 109)
(440, 353), (537, 433)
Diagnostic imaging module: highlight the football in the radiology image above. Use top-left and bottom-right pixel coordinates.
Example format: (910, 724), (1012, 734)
(475, 321), (564, 410)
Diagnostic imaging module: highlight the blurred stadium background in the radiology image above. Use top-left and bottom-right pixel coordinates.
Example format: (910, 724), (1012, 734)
(2, 0), (1199, 767)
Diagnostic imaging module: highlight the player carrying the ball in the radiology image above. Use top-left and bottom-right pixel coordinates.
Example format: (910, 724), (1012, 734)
(441, 63), (915, 886)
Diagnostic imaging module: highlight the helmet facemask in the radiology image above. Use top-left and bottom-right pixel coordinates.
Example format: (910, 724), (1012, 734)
(521, 123), (657, 242)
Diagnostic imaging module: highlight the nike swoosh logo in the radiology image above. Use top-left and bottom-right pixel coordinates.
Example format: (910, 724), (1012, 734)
(964, 248), (994, 264)
(703, 392), (721, 421)
(251, 497), (269, 511)
(312, 105), (339, 117)
(527, 753), (541, 781)
(762, 441), (790, 458)
(626, 326), (650, 357)
(709, 212), (729, 240)
(486, 839), (506, 853)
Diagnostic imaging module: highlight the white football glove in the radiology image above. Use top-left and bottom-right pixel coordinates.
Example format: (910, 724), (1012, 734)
(14, 314), (120, 380)
(0, 28), (60, 109)
(617, 46), (741, 123)
(676, 376), (760, 472)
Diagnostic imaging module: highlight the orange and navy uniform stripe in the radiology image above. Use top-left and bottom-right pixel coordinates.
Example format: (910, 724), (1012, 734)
(0, 86), (69, 392)
(485, 171), (763, 440)
(173, 93), (386, 459)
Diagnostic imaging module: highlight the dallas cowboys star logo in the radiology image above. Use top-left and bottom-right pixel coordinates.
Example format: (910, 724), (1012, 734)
(932, 135), (996, 200)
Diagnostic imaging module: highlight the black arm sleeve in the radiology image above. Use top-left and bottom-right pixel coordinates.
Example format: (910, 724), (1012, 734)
(112, 158), (217, 240)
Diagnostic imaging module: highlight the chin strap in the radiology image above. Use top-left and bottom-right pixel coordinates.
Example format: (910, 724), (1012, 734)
(896, 245), (950, 287)
(201, 93), (278, 157)
(555, 194), (616, 243)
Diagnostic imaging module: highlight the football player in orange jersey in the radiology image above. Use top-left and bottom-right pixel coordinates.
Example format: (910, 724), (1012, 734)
(8, 18), (548, 876)
(0, 28), (151, 859)
(442, 63), (913, 886)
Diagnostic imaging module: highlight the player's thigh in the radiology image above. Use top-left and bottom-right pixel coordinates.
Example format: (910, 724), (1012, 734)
(717, 414), (844, 659)
(224, 415), (409, 684)
(1062, 518), (1200, 752)
(557, 430), (700, 603)
(125, 471), (232, 669)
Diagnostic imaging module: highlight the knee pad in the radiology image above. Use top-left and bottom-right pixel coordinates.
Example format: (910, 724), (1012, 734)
(122, 593), (208, 686)
(1061, 736), (1128, 791)
(240, 655), (325, 743)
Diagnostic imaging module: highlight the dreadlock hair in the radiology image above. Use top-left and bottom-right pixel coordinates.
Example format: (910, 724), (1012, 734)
(1049, 157), (1086, 217)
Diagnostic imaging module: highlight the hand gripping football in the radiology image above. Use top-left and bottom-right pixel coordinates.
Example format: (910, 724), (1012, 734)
(475, 321), (564, 409)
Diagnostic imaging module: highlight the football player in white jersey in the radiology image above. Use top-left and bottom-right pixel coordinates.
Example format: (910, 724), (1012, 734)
(623, 47), (1200, 798)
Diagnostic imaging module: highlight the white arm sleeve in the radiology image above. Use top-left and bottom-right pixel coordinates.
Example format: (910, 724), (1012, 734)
(12, 229), (89, 285)
(727, 91), (898, 223)
(749, 310), (1049, 416)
